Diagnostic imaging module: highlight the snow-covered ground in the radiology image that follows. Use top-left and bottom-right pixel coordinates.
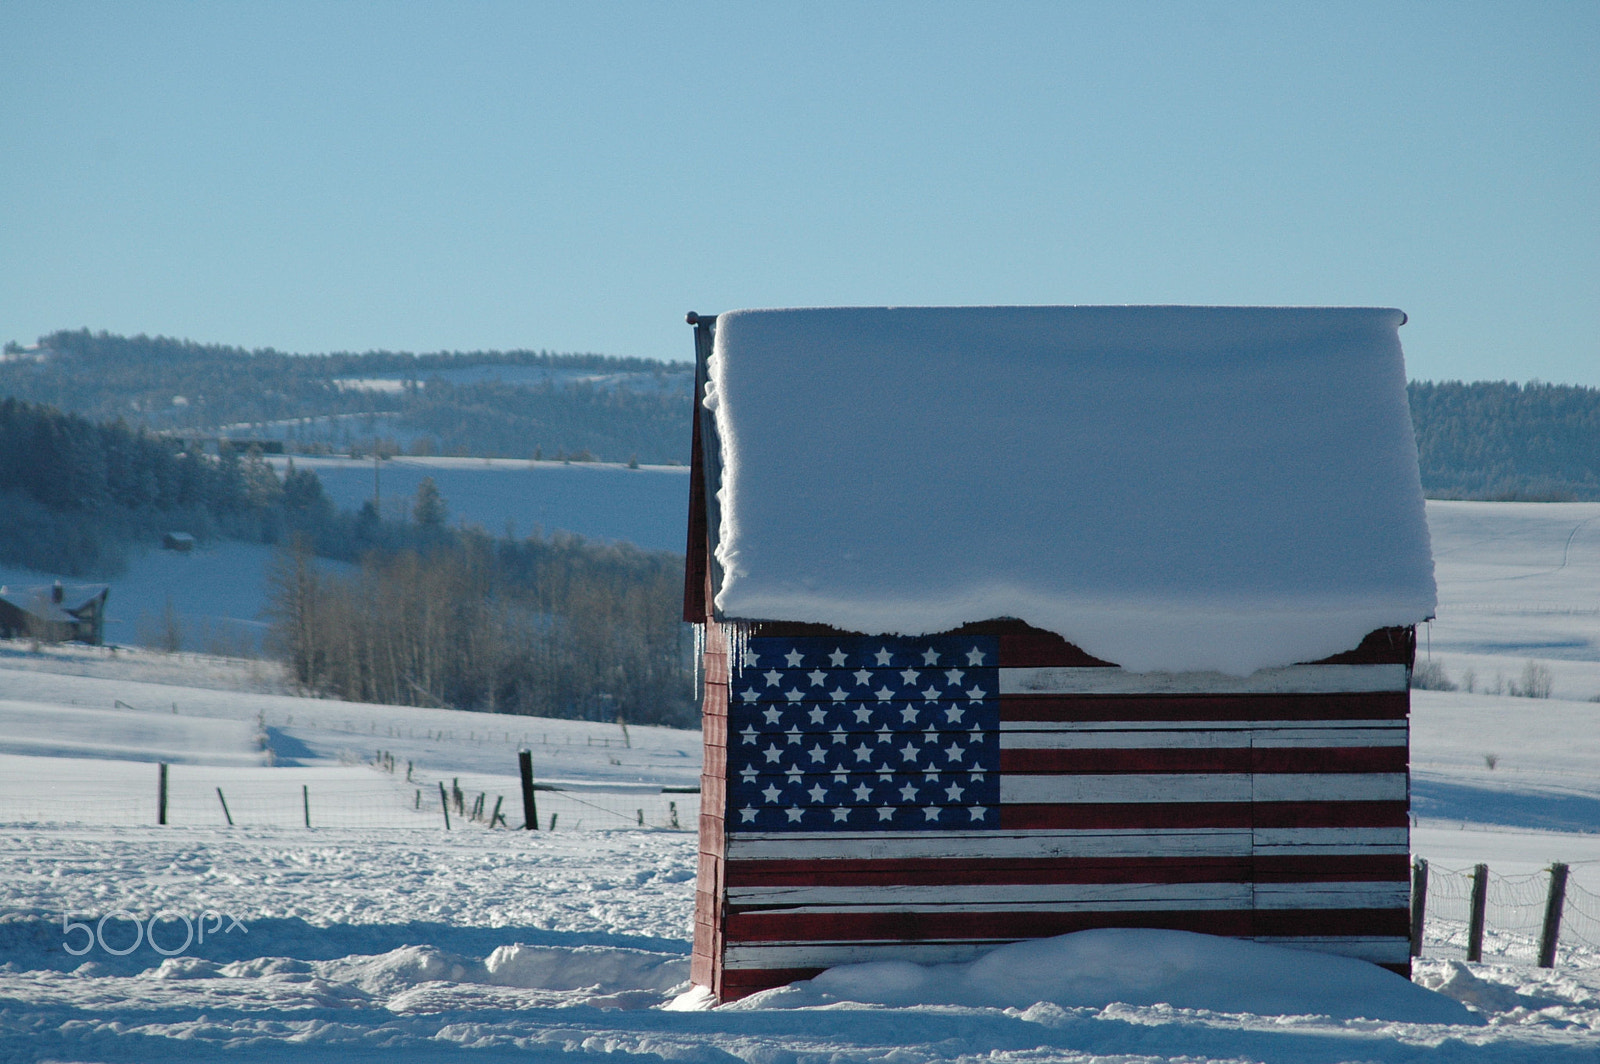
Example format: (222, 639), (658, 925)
(2, 500), (1600, 1060)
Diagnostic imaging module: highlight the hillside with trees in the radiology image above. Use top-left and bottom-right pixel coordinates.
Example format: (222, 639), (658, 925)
(1407, 381), (1600, 500)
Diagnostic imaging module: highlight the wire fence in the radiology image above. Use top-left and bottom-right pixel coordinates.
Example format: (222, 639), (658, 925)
(0, 757), (698, 833)
(1420, 860), (1600, 969)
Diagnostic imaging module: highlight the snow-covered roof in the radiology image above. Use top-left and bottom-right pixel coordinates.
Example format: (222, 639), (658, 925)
(702, 306), (1436, 675)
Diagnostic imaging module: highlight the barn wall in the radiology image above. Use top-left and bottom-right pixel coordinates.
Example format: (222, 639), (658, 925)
(697, 620), (1415, 1001)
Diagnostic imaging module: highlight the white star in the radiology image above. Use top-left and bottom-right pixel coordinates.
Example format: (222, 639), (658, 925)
(785, 688), (804, 703)
(923, 805), (942, 821)
(740, 725), (758, 743)
(853, 742), (874, 762)
(969, 770), (986, 782)
(969, 728), (983, 743)
(853, 706), (874, 724)
(763, 706), (782, 725)
(898, 781), (919, 801)
(921, 686), (941, 700)
(739, 690), (759, 703)
(969, 806), (988, 820)
(830, 687), (849, 702)
(831, 806), (850, 822)
(966, 685), (987, 700)
(899, 741), (920, 762)
(808, 706), (827, 725)
(877, 806), (895, 821)
(784, 648), (804, 667)
(740, 765), (758, 783)
(875, 685), (895, 702)
(899, 668), (920, 685)
(874, 648), (893, 666)
(944, 706), (964, 723)
(829, 648), (848, 667)
(786, 807), (804, 822)
(944, 668), (965, 685)
(900, 706), (919, 724)
(877, 765), (894, 780)
(966, 646), (986, 665)
(808, 744), (828, 763)
(741, 650), (759, 668)
(876, 726), (892, 744)
(945, 781), (965, 801)
(945, 742), (965, 763)
(921, 647), (940, 665)
(853, 782), (872, 802)
(832, 765), (849, 780)
(807, 782), (827, 803)
(923, 768), (939, 782)
(761, 783), (781, 803)
(764, 669), (783, 686)
(807, 668), (827, 686)
(923, 728), (939, 743)
(740, 806), (757, 822)
(853, 668), (873, 686)
(831, 727), (847, 744)
(763, 744), (782, 763)
(784, 763), (803, 780)
(786, 727), (802, 744)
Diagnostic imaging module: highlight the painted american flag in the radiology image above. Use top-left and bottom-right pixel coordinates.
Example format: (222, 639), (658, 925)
(707, 630), (1414, 998)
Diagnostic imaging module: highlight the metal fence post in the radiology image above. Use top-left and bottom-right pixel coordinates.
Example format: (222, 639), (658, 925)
(519, 750), (539, 830)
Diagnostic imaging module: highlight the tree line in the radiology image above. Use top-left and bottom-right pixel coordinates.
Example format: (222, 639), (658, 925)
(1408, 380), (1600, 500)
(268, 531), (695, 727)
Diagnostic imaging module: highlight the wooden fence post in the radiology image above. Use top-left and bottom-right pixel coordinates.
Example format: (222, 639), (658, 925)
(158, 762), (168, 825)
(216, 787), (233, 827)
(1409, 858), (1428, 958)
(1467, 863), (1489, 962)
(438, 781), (451, 829)
(519, 750), (538, 830)
(1538, 863), (1569, 968)
(302, 784), (310, 829)
(490, 795), (504, 828)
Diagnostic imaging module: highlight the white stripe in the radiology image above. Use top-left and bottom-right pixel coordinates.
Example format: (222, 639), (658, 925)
(1000, 727), (1406, 749)
(722, 936), (1412, 970)
(1001, 773), (1252, 803)
(1251, 773), (1407, 802)
(1253, 883), (1409, 908)
(726, 827), (1407, 860)
(1258, 936), (1412, 964)
(730, 882), (1253, 907)
(1001, 664), (1408, 696)
(1252, 827), (1408, 850)
(737, 897), (1256, 915)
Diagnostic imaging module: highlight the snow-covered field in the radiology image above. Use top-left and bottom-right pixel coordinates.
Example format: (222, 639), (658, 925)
(2, 500), (1600, 1060)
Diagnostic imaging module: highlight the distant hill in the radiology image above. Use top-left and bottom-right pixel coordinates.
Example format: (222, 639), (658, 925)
(5, 331), (1597, 499)
(1408, 381), (1600, 500)
(0, 330), (694, 465)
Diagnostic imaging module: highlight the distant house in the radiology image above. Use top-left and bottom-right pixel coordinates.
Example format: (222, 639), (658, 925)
(0, 582), (110, 645)
(683, 307), (1436, 1001)
(162, 532), (196, 552)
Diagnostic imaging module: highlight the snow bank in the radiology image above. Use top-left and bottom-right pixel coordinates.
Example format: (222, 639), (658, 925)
(707, 307), (1435, 674)
(734, 928), (1480, 1025)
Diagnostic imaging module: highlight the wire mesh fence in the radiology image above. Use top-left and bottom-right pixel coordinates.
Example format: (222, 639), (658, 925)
(1420, 860), (1600, 969)
(0, 756), (698, 832)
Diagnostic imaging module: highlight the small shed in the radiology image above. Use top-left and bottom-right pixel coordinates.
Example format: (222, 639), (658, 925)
(0, 581), (111, 644)
(682, 307), (1436, 1001)
(162, 532), (196, 552)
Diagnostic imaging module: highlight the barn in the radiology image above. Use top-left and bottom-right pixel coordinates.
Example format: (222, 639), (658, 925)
(682, 306), (1437, 1002)
(0, 581), (110, 644)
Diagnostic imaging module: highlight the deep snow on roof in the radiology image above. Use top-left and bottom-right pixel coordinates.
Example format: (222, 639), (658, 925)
(704, 306), (1436, 675)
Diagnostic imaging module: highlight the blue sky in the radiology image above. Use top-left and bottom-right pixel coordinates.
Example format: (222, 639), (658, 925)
(2, 2), (1595, 383)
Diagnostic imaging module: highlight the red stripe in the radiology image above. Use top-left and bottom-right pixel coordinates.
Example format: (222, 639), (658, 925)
(1000, 746), (1407, 774)
(725, 853), (1408, 888)
(1001, 692), (1408, 722)
(726, 907), (1409, 944)
(999, 800), (1408, 830)
(728, 908), (1258, 942)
